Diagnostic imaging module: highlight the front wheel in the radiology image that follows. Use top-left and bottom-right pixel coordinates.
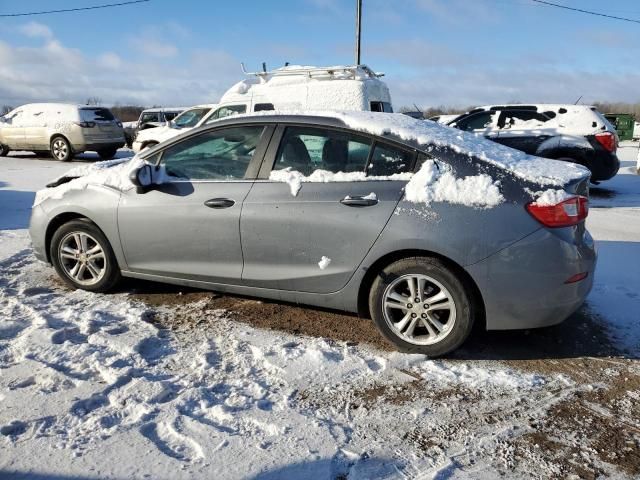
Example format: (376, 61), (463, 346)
(50, 219), (121, 292)
(368, 257), (474, 357)
(97, 147), (118, 160)
(50, 136), (74, 162)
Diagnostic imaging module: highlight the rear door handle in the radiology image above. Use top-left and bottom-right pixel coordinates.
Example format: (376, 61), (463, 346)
(340, 196), (378, 207)
(204, 198), (235, 209)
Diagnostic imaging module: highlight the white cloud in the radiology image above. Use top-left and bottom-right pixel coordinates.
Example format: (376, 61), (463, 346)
(0, 33), (241, 108)
(133, 38), (178, 58)
(19, 21), (53, 40)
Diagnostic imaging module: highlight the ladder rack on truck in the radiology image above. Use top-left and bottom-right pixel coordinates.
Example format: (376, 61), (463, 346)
(240, 63), (384, 79)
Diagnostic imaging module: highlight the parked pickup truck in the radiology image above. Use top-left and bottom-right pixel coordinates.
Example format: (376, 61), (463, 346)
(123, 107), (186, 147)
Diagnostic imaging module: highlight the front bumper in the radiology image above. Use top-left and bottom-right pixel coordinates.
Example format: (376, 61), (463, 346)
(29, 204), (49, 263)
(467, 227), (596, 330)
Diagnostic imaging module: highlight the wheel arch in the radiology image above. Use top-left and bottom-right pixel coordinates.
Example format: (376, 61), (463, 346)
(49, 133), (74, 154)
(357, 249), (486, 330)
(44, 212), (103, 263)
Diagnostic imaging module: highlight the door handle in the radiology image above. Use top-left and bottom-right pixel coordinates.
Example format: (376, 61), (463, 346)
(204, 198), (235, 209)
(340, 196), (378, 207)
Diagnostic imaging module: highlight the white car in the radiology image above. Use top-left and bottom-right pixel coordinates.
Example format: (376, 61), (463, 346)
(132, 104), (216, 152)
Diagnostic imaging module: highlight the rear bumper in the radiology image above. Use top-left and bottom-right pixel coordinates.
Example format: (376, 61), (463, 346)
(588, 152), (620, 181)
(467, 227), (596, 330)
(75, 139), (125, 153)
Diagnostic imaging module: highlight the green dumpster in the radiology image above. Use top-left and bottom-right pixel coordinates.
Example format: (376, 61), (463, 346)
(604, 113), (635, 141)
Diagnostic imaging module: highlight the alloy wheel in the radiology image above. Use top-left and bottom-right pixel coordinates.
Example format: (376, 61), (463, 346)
(382, 274), (456, 345)
(58, 232), (107, 286)
(52, 139), (69, 160)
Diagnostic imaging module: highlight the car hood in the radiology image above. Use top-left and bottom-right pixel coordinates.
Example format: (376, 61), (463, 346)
(136, 124), (190, 143)
(35, 157), (143, 207)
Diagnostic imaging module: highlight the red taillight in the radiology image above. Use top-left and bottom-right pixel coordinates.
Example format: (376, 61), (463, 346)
(526, 195), (588, 228)
(595, 132), (617, 153)
(75, 121), (96, 128)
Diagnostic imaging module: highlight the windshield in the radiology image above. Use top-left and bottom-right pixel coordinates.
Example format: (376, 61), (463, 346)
(172, 108), (211, 128)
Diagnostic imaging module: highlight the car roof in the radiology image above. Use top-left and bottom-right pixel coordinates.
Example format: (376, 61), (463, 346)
(142, 107), (189, 113)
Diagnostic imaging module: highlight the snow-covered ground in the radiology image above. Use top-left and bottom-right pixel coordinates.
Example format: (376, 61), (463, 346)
(0, 146), (639, 479)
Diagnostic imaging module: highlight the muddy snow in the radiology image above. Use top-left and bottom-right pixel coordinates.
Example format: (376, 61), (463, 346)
(0, 145), (639, 479)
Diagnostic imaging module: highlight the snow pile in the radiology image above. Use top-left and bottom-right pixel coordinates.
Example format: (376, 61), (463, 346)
(269, 167), (411, 196)
(532, 189), (573, 206)
(318, 256), (331, 270)
(405, 160), (504, 208)
(33, 157), (143, 206)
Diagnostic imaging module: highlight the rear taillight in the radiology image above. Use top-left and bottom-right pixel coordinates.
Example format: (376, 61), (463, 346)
(595, 132), (617, 153)
(75, 121), (96, 128)
(526, 195), (588, 228)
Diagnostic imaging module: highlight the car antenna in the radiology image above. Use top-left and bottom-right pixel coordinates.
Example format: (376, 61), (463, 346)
(574, 95), (583, 105)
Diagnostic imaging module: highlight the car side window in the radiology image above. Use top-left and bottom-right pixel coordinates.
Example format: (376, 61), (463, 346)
(160, 126), (264, 181)
(254, 103), (275, 112)
(206, 105), (248, 124)
(367, 143), (413, 176)
(456, 111), (497, 131)
(273, 126), (372, 176)
(498, 110), (550, 129)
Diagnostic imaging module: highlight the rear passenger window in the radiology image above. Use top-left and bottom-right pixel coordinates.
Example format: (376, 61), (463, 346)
(367, 143), (413, 176)
(273, 127), (371, 175)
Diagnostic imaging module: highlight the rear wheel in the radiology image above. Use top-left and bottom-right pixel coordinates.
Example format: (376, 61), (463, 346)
(50, 136), (73, 162)
(97, 147), (118, 160)
(50, 219), (121, 292)
(368, 257), (474, 357)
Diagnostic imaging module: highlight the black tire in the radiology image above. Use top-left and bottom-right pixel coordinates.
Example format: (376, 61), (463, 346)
(50, 219), (121, 293)
(368, 257), (474, 357)
(97, 147), (118, 160)
(50, 136), (74, 162)
(0, 144), (9, 157)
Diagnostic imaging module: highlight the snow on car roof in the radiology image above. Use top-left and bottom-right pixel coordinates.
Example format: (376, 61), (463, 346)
(241, 111), (589, 186)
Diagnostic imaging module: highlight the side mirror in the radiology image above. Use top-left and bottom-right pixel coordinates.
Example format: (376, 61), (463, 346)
(129, 164), (153, 194)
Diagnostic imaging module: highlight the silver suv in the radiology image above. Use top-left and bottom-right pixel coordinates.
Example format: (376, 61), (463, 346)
(0, 103), (125, 161)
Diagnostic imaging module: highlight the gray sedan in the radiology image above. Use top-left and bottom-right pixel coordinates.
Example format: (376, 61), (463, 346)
(29, 112), (596, 356)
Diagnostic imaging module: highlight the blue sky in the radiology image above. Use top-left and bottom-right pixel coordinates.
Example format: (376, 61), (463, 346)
(0, 0), (639, 108)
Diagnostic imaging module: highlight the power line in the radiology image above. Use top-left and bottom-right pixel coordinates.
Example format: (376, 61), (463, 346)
(529, 0), (640, 24)
(0, 0), (150, 18)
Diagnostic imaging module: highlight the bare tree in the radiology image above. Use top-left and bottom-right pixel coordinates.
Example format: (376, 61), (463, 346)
(85, 97), (102, 106)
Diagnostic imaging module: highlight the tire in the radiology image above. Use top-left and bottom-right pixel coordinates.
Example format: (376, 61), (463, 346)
(0, 144), (9, 157)
(368, 257), (474, 357)
(50, 219), (121, 293)
(50, 136), (74, 162)
(97, 147), (118, 160)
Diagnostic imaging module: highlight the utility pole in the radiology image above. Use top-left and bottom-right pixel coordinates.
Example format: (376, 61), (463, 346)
(355, 0), (362, 65)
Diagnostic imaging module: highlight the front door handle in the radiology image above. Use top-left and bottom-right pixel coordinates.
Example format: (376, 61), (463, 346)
(204, 198), (235, 209)
(340, 196), (378, 207)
